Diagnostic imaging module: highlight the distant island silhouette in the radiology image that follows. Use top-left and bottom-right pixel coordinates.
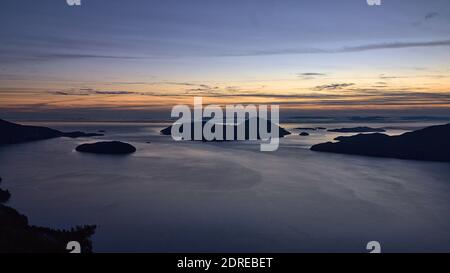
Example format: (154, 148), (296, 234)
(0, 177), (96, 253)
(76, 141), (136, 154)
(299, 132), (310, 136)
(295, 127), (326, 131)
(0, 119), (103, 145)
(327, 127), (386, 133)
(161, 117), (290, 141)
(311, 123), (450, 162)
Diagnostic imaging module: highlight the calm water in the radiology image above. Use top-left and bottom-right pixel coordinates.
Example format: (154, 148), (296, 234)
(1, 121), (450, 252)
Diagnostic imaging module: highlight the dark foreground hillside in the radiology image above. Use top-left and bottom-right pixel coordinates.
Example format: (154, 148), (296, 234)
(0, 177), (96, 253)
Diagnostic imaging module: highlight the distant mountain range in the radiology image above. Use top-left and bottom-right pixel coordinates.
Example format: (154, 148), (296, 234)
(285, 116), (450, 123)
(327, 127), (386, 133)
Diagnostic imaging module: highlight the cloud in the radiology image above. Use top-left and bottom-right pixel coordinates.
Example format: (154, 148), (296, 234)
(413, 12), (439, 26)
(20, 39), (450, 61)
(225, 86), (242, 93)
(159, 82), (200, 87)
(425, 12), (439, 20)
(51, 89), (136, 96)
(338, 40), (450, 53)
(229, 39), (450, 57)
(185, 84), (221, 95)
(298, 73), (326, 76)
(35, 53), (148, 61)
(146, 82), (224, 95)
(50, 90), (91, 96)
(379, 74), (448, 79)
(105, 81), (153, 86)
(94, 90), (136, 95)
(230, 91), (450, 107)
(298, 72), (327, 80)
(52, 91), (73, 96)
(0, 51), (158, 63)
(15, 87), (450, 114)
(372, 82), (388, 88)
(314, 83), (355, 91)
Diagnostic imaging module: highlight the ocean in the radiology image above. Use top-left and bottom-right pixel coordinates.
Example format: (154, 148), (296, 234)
(1, 121), (450, 252)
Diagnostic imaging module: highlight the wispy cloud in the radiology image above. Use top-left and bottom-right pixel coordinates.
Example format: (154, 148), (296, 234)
(379, 74), (448, 79)
(229, 39), (450, 57)
(5, 39), (450, 62)
(34, 53), (150, 61)
(50, 89), (137, 96)
(298, 72), (327, 80)
(298, 72), (327, 76)
(52, 91), (89, 96)
(94, 90), (136, 95)
(338, 40), (450, 53)
(9, 87), (450, 114)
(413, 12), (439, 26)
(425, 12), (439, 20)
(314, 83), (355, 91)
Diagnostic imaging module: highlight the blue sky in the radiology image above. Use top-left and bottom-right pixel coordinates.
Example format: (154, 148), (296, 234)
(1, 0), (450, 120)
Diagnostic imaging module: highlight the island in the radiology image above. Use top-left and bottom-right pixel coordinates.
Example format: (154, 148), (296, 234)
(295, 127), (327, 131)
(327, 126), (386, 133)
(0, 177), (96, 253)
(311, 123), (450, 162)
(161, 118), (291, 141)
(76, 141), (136, 154)
(0, 119), (103, 145)
(299, 132), (310, 136)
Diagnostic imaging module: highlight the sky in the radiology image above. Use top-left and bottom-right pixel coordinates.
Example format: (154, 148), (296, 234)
(1, 0), (450, 120)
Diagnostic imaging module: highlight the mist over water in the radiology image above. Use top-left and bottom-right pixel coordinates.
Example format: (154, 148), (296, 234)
(1, 121), (450, 252)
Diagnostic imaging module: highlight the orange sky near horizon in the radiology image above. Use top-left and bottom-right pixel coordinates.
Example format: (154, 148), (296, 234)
(1, 71), (450, 114)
